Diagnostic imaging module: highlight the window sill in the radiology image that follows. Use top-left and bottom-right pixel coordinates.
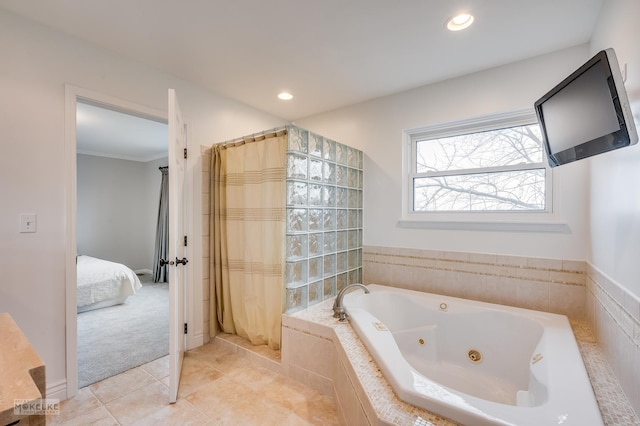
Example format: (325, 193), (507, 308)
(397, 217), (570, 233)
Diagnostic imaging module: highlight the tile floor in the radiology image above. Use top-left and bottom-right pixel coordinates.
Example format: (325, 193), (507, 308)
(48, 339), (340, 425)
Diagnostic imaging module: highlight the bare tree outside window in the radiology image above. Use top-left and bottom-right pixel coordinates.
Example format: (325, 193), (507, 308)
(413, 124), (547, 212)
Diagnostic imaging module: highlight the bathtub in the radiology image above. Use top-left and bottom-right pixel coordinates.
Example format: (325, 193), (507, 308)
(342, 284), (603, 426)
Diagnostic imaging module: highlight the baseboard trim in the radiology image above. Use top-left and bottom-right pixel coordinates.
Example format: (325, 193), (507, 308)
(134, 269), (153, 275)
(188, 332), (204, 350)
(47, 379), (67, 401)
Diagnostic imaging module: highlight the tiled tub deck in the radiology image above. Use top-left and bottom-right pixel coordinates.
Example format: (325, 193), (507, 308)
(283, 298), (639, 426)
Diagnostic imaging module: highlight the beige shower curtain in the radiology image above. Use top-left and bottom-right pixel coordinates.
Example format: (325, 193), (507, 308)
(210, 130), (286, 350)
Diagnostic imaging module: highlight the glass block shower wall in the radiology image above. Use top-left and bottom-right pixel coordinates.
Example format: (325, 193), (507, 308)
(285, 126), (363, 313)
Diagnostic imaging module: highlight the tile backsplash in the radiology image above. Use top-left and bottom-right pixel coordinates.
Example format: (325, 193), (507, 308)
(362, 245), (586, 319)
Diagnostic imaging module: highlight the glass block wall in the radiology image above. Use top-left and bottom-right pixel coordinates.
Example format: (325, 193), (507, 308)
(285, 126), (363, 313)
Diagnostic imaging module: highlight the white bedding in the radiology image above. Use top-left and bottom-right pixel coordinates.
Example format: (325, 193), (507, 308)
(77, 255), (142, 312)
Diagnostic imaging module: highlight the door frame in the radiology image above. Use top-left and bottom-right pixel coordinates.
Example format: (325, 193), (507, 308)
(64, 85), (197, 398)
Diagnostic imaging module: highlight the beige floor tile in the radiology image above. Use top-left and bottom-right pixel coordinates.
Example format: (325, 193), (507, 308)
(262, 374), (318, 410)
(188, 343), (246, 373)
(226, 363), (278, 392)
(292, 393), (341, 426)
(130, 399), (209, 426)
(184, 376), (253, 420)
(49, 405), (117, 426)
(47, 387), (102, 424)
(105, 381), (169, 425)
(216, 391), (313, 426)
(55, 336), (340, 426)
(89, 366), (156, 404)
(141, 355), (170, 380)
(177, 353), (224, 398)
(262, 374), (339, 424)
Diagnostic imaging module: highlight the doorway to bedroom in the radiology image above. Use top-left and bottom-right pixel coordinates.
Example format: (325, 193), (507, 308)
(75, 100), (170, 388)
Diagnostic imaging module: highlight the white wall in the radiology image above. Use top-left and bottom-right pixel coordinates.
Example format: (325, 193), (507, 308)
(588, 0), (640, 299)
(0, 8), (285, 396)
(297, 45), (591, 260)
(77, 155), (167, 271)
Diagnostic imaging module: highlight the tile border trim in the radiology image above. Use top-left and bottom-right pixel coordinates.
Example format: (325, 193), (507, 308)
(586, 262), (640, 350)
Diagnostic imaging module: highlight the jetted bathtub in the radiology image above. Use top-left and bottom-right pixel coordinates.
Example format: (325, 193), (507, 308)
(342, 284), (603, 426)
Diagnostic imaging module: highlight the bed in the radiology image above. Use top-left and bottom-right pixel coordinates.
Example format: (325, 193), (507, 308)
(77, 255), (143, 313)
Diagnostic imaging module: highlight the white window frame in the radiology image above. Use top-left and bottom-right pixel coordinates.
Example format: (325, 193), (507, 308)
(400, 109), (567, 232)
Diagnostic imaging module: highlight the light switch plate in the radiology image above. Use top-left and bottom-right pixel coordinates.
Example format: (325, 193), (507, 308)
(20, 214), (37, 233)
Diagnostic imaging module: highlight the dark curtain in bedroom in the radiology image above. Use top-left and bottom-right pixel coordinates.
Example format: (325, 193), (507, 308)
(153, 166), (169, 282)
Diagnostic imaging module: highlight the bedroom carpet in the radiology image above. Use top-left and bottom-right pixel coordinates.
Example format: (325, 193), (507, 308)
(77, 275), (169, 388)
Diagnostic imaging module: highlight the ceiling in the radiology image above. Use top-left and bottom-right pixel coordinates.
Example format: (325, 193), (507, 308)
(1, 0), (604, 160)
(76, 101), (168, 162)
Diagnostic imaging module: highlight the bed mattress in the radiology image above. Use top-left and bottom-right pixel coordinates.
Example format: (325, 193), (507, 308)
(77, 255), (142, 312)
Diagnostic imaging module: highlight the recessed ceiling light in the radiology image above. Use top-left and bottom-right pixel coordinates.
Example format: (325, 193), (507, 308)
(278, 92), (294, 101)
(446, 13), (474, 31)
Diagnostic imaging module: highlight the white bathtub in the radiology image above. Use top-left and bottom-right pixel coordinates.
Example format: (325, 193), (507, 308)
(342, 284), (603, 426)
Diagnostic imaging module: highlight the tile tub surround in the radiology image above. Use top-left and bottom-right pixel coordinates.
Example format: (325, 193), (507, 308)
(286, 298), (637, 426)
(586, 263), (640, 420)
(363, 245), (586, 319)
(284, 302), (454, 425)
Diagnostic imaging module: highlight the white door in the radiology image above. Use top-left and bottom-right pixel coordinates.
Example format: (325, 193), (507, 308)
(168, 88), (187, 403)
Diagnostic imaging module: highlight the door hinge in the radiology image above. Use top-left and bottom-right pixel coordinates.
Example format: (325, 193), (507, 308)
(183, 148), (187, 159)
(184, 235), (188, 246)
(184, 323), (188, 334)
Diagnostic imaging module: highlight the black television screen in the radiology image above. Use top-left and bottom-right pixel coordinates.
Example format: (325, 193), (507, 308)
(534, 48), (638, 167)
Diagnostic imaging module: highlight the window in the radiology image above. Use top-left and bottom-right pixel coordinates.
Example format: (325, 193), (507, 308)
(402, 110), (557, 229)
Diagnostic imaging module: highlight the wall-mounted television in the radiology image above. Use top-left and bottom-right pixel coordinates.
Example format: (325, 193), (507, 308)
(534, 48), (638, 167)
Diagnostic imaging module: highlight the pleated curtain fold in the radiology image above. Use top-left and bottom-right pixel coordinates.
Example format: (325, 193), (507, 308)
(153, 166), (169, 283)
(210, 131), (287, 350)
